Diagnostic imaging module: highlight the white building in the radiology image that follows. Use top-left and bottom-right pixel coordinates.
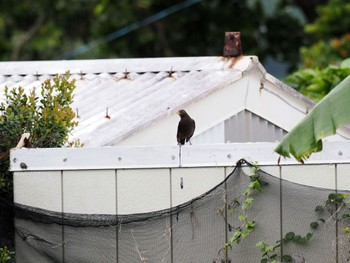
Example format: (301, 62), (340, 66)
(2, 55), (350, 147)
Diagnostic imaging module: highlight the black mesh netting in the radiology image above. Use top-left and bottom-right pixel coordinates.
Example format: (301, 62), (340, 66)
(3, 159), (350, 262)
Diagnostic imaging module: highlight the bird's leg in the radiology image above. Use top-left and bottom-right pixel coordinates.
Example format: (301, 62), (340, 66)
(178, 144), (182, 167)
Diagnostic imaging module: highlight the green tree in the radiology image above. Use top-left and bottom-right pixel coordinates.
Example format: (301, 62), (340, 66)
(0, 0), (307, 71)
(285, 0), (350, 101)
(300, 0), (350, 69)
(284, 59), (350, 102)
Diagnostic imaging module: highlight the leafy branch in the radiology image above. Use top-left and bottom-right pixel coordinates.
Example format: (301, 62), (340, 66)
(215, 161), (349, 263)
(257, 192), (350, 263)
(214, 161), (350, 263)
(256, 229), (313, 263)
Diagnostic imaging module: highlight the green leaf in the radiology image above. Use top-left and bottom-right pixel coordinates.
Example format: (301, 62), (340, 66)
(270, 254), (278, 259)
(293, 235), (302, 242)
(282, 254), (292, 262)
(294, 236), (307, 244)
(256, 240), (265, 247)
(260, 259), (268, 263)
(306, 232), (313, 240)
(328, 193), (344, 203)
(275, 75), (350, 161)
(315, 205), (324, 213)
(310, 221), (319, 229)
(285, 232), (295, 240)
(242, 198), (254, 209)
(241, 230), (250, 238)
(239, 214), (247, 221)
(249, 180), (262, 192)
(343, 227), (350, 234)
(246, 221), (256, 231)
(230, 230), (242, 243)
(319, 218), (325, 223)
(342, 213), (350, 219)
(262, 245), (274, 253)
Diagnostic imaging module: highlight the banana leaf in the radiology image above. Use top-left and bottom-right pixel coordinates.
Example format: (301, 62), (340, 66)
(275, 75), (350, 162)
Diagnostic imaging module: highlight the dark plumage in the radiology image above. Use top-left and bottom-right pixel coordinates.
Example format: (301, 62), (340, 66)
(176, 109), (195, 145)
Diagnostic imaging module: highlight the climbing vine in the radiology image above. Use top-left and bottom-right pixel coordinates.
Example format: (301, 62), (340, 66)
(215, 160), (263, 262)
(214, 160), (350, 263)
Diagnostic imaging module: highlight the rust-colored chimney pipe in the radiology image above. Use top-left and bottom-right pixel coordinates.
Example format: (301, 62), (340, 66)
(223, 32), (243, 57)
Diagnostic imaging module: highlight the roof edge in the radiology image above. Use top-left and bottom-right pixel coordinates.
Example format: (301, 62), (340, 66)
(0, 56), (256, 76)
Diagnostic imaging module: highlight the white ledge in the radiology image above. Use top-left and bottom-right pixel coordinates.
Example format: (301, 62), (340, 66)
(9, 141), (350, 172)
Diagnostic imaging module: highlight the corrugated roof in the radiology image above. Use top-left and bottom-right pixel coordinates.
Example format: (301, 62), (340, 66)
(0, 56), (339, 147)
(0, 56), (248, 146)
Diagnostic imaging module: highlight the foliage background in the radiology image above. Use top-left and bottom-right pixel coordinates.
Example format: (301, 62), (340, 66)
(0, 0), (310, 69)
(2, 0), (349, 99)
(284, 0), (350, 101)
(1, 0), (350, 259)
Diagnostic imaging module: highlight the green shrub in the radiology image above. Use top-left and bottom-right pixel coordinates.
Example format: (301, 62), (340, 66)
(284, 59), (350, 102)
(0, 71), (78, 193)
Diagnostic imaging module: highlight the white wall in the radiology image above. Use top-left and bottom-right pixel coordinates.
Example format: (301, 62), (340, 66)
(117, 76), (248, 146)
(12, 142), (350, 214)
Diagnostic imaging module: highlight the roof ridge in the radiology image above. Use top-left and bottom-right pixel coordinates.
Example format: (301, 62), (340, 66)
(0, 56), (255, 76)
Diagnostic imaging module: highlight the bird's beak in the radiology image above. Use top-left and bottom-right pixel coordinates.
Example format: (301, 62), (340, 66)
(176, 111), (180, 115)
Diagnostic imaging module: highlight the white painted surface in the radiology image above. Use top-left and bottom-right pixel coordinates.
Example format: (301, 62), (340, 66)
(10, 141), (350, 171)
(11, 142), (350, 214)
(256, 166), (280, 178)
(63, 170), (116, 214)
(337, 164), (350, 191)
(117, 71), (244, 146)
(117, 169), (170, 214)
(171, 167), (225, 207)
(191, 121), (225, 144)
(14, 171), (62, 212)
(10, 146), (180, 171)
(14, 163), (350, 214)
(246, 76), (307, 132)
(281, 164), (336, 189)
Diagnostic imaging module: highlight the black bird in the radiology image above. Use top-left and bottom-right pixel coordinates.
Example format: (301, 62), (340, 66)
(176, 109), (195, 145)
